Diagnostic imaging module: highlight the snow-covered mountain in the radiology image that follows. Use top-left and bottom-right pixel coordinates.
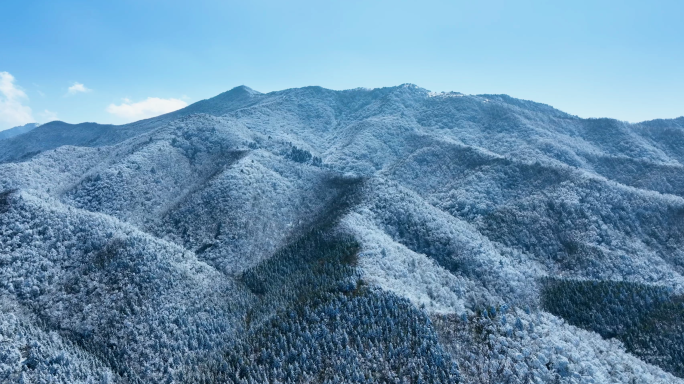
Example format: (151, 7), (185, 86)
(0, 122), (40, 141)
(1, 84), (683, 383)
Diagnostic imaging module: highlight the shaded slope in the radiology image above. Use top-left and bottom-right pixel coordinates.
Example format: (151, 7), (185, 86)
(215, 175), (460, 383)
(541, 279), (684, 377)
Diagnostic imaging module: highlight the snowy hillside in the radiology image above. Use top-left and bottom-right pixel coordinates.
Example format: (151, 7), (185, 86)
(0, 123), (40, 141)
(1, 84), (683, 383)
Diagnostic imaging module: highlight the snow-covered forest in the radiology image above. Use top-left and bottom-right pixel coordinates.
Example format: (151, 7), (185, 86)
(1, 84), (683, 383)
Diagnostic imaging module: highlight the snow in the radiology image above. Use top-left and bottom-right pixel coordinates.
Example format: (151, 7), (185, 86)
(1, 83), (684, 382)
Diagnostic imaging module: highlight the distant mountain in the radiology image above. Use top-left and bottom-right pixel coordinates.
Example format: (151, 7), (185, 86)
(1, 84), (683, 383)
(0, 122), (40, 140)
(0, 86), (262, 163)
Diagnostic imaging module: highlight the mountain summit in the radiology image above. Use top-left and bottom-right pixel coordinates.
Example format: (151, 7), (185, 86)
(1, 85), (683, 383)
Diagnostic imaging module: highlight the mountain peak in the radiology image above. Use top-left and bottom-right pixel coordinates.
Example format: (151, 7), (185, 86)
(228, 85), (261, 95)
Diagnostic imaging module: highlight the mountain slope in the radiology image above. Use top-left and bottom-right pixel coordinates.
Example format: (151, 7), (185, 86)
(0, 86), (261, 163)
(1, 84), (683, 383)
(0, 122), (40, 140)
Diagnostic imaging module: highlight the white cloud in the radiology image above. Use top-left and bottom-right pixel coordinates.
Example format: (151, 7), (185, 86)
(106, 97), (187, 121)
(0, 71), (35, 131)
(67, 82), (92, 95)
(40, 109), (59, 122)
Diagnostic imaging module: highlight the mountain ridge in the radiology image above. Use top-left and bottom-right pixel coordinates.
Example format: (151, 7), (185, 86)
(0, 122), (40, 140)
(1, 84), (683, 383)
(1, 84), (682, 165)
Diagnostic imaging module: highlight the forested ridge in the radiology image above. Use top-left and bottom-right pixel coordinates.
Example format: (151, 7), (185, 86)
(1, 84), (683, 383)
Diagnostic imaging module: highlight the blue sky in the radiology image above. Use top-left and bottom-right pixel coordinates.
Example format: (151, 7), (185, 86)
(1, 0), (682, 130)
